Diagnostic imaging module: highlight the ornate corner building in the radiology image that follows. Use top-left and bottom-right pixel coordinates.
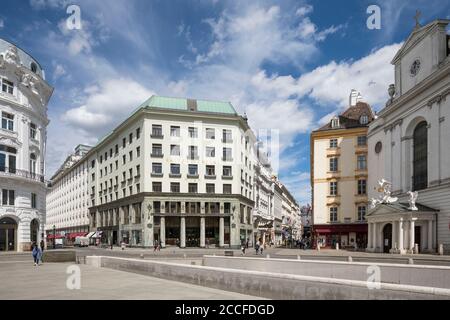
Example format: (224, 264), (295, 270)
(0, 39), (53, 252)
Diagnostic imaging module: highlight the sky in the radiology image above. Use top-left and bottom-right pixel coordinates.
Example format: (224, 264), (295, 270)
(0, 0), (449, 205)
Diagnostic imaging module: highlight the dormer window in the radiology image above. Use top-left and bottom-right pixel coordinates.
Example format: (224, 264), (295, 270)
(360, 115), (369, 125)
(30, 62), (38, 74)
(331, 117), (340, 128)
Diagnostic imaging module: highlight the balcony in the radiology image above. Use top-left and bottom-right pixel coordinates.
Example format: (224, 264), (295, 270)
(150, 133), (164, 139)
(204, 174), (216, 179)
(187, 174), (199, 179)
(169, 173), (182, 178)
(151, 172), (163, 178)
(222, 175), (233, 180)
(0, 167), (45, 183)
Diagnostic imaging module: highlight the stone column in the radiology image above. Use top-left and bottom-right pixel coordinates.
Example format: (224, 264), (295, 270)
(398, 219), (404, 253)
(367, 223), (372, 249)
(219, 217), (224, 247)
(409, 219), (415, 252)
(180, 217), (186, 248)
(427, 219), (433, 251)
(160, 217), (166, 248)
(200, 217), (205, 248)
(372, 223), (377, 251)
(392, 221), (397, 251)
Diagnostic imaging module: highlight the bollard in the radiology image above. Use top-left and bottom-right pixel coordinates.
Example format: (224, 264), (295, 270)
(439, 244), (444, 256)
(140, 253), (144, 259)
(266, 254), (270, 259)
(348, 256), (353, 263)
(297, 255), (301, 260)
(408, 258), (414, 265)
(336, 243), (339, 251)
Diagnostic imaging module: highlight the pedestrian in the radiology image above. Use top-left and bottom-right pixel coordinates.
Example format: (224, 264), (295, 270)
(246, 238), (249, 249)
(40, 239), (45, 263)
(121, 241), (126, 250)
(32, 243), (40, 266)
(154, 239), (158, 252)
(206, 238), (210, 249)
(255, 241), (260, 255)
(241, 241), (246, 255)
(157, 240), (161, 251)
(260, 245), (264, 255)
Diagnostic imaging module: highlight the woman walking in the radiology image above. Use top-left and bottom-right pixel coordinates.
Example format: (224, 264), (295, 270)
(32, 243), (40, 266)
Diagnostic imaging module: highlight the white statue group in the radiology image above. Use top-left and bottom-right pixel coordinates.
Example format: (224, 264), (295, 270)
(370, 179), (418, 211)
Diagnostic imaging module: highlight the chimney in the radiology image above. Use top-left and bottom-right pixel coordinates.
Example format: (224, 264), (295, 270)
(349, 89), (360, 106)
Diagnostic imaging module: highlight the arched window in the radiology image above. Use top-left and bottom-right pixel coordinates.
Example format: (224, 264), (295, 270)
(413, 121), (428, 191)
(30, 62), (37, 73)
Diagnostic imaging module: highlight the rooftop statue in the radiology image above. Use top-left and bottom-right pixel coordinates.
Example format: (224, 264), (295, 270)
(369, 179), (398, 209)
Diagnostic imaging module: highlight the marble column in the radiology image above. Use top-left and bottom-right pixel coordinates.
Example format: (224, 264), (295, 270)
(200, 217), (205, 248)
(180, 217), (186, 248)
(160, 217), (166, 248)
(398, 219), (404, 253)
(367, 223), (372, 249)
(372, 223), (377, 251)
(409, 219), (415, 252)
(392, 221), (397, 250)
(219, 217), (224, 247)
(427, 219), (433, 251)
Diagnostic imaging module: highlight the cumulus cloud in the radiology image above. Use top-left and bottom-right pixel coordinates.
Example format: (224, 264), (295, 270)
(62, 78), (153, 135)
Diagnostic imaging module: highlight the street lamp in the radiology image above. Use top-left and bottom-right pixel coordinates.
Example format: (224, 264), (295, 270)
(52, 225), (56, 249)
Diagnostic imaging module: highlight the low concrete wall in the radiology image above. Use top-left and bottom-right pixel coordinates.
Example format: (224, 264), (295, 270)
(203, 256), (450, 289)
(42, 250), (76, 263)
(85, 256), (450, 300)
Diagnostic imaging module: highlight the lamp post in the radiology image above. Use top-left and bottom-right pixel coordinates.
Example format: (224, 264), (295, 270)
(52, 225), (56, 249)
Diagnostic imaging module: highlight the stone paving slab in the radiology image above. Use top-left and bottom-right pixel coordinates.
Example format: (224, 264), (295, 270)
(0, 261), (262, 300)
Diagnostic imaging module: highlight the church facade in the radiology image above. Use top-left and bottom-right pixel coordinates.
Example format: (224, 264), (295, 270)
(367, 19), (450, 254)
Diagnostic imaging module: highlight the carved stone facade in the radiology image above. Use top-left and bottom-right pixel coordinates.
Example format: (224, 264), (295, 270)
(0, 39), (53, 252)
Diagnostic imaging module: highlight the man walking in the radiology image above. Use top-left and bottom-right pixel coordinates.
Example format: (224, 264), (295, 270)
(40, 238), (45, 263)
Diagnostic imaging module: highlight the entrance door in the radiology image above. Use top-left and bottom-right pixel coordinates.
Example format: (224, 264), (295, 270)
(414, 226), (421, 252)
(383, 224), (392, 253)
(0, 217), (17, 251)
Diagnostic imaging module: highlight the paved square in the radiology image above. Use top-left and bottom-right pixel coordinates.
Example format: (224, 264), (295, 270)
(0, 261), (263, 300)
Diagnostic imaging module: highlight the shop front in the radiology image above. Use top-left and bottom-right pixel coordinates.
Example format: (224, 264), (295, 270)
(313, 223), (368, 249)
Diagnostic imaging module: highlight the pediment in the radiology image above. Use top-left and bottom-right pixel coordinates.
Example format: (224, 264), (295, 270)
(391, 19), (450, 64)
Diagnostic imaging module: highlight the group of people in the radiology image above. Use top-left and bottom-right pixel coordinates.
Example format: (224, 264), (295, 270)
(31, 240), (45, 266)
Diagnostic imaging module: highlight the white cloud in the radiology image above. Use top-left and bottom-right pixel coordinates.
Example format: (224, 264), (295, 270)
(0, 19), (4, 29)
(296, 5), (313, 17)
(29, 0), (68, 10)
(62, 78), (153, 135)
(52, 63), (66, 80)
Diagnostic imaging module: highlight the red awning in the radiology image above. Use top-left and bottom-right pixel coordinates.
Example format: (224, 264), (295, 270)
(47, 234), (64, 239)
(313, 224), (368, 234)
(67, 232), (88, 239)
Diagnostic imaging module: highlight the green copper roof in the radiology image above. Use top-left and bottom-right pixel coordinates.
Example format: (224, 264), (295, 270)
(144, 95), (237, 115)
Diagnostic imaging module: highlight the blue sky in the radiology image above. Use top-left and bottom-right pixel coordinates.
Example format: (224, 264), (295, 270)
(1, 0), (449, 204)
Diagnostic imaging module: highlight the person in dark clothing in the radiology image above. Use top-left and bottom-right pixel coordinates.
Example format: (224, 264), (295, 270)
(40, 239), (45, 263)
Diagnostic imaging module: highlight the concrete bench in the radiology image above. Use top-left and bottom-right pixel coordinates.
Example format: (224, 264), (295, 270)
(224, 250), (234, 257)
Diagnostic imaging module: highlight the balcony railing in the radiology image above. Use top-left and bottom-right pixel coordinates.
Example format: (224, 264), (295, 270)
(0, 167), (45, 183)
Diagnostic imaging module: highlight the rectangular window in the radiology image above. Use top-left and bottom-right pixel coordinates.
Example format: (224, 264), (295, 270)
(136, 184), (140, 193)
(2, 189), (14, 206)
(206, 128), (215, 139)
(357, 136), (367, 146)
(357, 155), (367, 170)
(152, 163), (162, 174)
(136, 165), (140, 177)
(115, 144), (118, 155)
(105, 152), (108, 161)
(152, 124), (162, 137)
(170, 126), (180, 137)
(188, 164), (198, 176)
(223, 184), (232, 194)
(170, 182), (180, 193)
(188, 127), (198, 138)
(129, 150), (133, 161)
(136, 128), (140, 139)
(329, 139), (338, 148)
(358, 179), (367, 195)
(206, 147), (215, 157)
(91, 160), (95, 168)
(136, 147), (140, 158)
(129, 133), (133, 144)
(206, 165), (215, 176)
(329, 158), (338, 172)
(223, 166), (232, 177)
(31, 193), (37, 209)
(30, 123), (37, 139)
(206, 184), (215, 194)
(2, 112), (15, 131)
(329, 207), (338, 222)
(223, 148), (232, 161)
(170, 145), (180, 156)
(2, 79), (14, 95)
(152, 144), (163, 156)
(358, 206), (367, 221)
(188, 183), (198, 193)
(122, 155), (126, 165)
(222, 129), (232, 142)
(152, 182), (162, 192)
(188, 146), (198, 159)
(329, 181), (338, 196)
(170, 164), (180, 175)
(122, 138), (126, 148)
